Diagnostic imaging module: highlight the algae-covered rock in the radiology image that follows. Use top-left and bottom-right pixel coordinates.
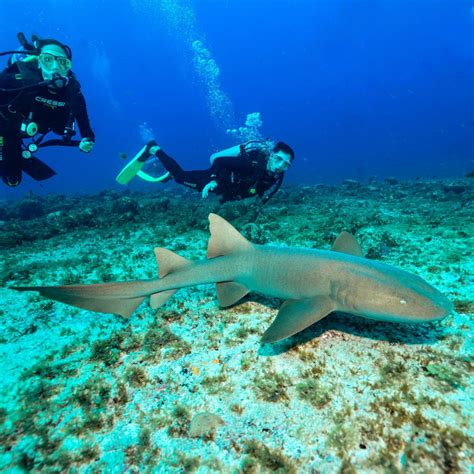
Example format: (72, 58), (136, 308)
(189, 412), (224, 438)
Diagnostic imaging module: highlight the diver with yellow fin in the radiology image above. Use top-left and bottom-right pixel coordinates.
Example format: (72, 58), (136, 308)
(0, 33), (94, 187)
(116, 139), (294, 204)
(116, 141), (171, 185)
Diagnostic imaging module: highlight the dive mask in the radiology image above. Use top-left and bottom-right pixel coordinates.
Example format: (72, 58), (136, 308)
(38, 52), (72, 74)
(268, 152), (292, 172)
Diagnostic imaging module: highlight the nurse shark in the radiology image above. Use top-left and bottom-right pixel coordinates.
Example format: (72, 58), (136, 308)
(11, 214), (453, 343)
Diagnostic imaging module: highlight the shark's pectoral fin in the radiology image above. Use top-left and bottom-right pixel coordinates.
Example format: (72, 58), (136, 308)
(216, 281), (249, 307)
(331, 231), (364, 257)
(261, 296), (335, 344)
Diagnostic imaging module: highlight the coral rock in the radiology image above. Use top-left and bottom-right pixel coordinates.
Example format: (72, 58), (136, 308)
(189, 412), (224, 438)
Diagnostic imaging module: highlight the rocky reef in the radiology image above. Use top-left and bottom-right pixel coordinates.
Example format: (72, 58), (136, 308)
(0, 178), (472, 472)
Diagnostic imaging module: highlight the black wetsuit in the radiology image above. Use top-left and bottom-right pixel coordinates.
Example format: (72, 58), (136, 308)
(155, 144), (284, 203)
(0, 60), (94, 186)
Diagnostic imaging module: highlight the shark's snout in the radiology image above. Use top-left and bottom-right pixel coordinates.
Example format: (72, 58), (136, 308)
(394, 284), (453, 322)
(421, 292), (454, 320)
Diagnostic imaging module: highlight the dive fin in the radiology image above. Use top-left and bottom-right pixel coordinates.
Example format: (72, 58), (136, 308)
(207, 213), (251, 258)
(116, 141), (157, 185)
(22, 156), (56, 181)
(216, 281), (249, 307)
(331, 231), (364, 257)
(261, 296), (335, 344)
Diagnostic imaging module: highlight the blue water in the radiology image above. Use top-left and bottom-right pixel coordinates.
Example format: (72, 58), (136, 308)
(1, 0), (472, 198)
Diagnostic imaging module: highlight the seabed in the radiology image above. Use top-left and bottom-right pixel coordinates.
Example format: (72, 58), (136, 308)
(0, 178), (472, 473)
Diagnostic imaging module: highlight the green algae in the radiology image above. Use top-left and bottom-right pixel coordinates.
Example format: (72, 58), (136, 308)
(167, 404), (191, 438)
(124, 365), (149, 387)
(453, 299), (474, 314)
(295, 379), (332, 408)
(201, 370), (231, 394)
(424, 362), (466, 389)
(142, 324), (191, 360)
(253, 370), (291, 403)
(242, 439), (297, 473)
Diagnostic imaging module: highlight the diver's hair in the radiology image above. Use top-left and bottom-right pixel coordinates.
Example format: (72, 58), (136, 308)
(274, 141), (295, 162)
(33, 36), (72, 59)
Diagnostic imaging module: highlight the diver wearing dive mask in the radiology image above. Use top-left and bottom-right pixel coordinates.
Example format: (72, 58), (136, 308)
(0, 34), (95, 186)
(37, 44), (72, 88)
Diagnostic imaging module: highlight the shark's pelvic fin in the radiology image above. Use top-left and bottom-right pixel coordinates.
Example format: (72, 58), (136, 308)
(151, 248), (191, 308)
(12, 285), (144, 318)
(150, 290), (177, 309)
(216, 281), (249, 307)
(207, 213), (251, 258)
(261, 296), (335, 343)
(331, 231), (364, 257)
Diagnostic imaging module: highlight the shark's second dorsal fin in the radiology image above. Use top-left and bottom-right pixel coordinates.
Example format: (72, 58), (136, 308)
(207, 213), (251, 258)
(151, 248), (191, 309)
(154, 248), (190, 278)
(331, 231), (364, 257)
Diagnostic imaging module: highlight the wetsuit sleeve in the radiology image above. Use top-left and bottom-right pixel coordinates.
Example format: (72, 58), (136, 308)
(70, 90), (95, 141)
(260, 173), (284, 203)
(0, 65), (27, 103)
(0, 69), (20, 89)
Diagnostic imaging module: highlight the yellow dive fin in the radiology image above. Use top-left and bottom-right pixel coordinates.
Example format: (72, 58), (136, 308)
(116, 142), (170, 185)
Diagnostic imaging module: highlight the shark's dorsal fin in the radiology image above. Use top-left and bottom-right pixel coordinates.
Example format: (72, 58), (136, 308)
(261, 296), (335, 344)
(216, 281), (249, 307)
(154, 248), (190, 278)
(331, 231), (364, 257)
(207, 214), (251, 258)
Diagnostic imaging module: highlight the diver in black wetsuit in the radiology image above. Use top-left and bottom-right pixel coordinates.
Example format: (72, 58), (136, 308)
(0, 34), (95, 187)
(139, 140), (295, 204)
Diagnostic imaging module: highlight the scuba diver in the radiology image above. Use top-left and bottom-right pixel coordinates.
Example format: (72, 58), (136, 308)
(0, 33), (95, 187)
(116, 139), (295, 204)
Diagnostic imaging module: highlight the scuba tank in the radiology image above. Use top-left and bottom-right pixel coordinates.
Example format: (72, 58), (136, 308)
(8, 33), (36, 66)
(210, 140), (267, 165)
(2, 32), (37, 65)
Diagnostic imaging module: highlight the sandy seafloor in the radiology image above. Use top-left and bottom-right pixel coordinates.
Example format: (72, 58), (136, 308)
(0, 178), (472, 473)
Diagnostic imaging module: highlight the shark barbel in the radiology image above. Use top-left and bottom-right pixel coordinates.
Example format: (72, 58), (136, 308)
(11, 214), (453, 343)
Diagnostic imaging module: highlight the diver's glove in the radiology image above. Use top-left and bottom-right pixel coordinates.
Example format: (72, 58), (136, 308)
(201, 180), (218, 198)
(79, 138), (94, 153)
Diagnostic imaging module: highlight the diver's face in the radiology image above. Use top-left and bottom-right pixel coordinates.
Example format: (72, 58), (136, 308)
(267, 150), (292, 173)
(38, 44), (71, 79)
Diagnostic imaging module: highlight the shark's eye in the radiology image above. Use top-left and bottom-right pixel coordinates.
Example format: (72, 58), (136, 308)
(400, 299), (407, 305)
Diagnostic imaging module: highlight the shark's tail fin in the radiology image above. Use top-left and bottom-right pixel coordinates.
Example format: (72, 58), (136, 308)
(12, 247), (193, 317)
(11, 282), (146, 318)
(207, 213), (251, 307)
(150, 248), (191, 309)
